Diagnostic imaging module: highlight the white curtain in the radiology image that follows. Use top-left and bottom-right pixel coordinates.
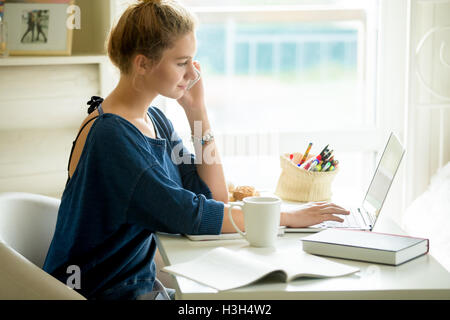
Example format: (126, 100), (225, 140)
(405, 0), (450, 205)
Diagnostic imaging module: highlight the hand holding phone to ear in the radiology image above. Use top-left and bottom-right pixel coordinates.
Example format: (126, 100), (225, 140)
(177, 61), (206, 112)
(186, 66), (201, 90)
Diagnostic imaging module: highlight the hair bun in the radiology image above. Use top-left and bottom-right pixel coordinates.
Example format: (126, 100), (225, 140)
(108, 0), (196, 75)
(139, 0), (163, 4)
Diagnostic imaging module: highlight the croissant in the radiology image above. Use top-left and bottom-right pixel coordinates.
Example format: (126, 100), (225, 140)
(232, 186), (260, 201)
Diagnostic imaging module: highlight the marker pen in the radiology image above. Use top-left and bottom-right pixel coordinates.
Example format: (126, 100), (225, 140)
(303, 155), (322, 170)
(299, 142), (313, 165)
(308, 159), (320, 171)
(301, 157), (315, 170)
(312, 160), (323, 172)
(322, 161), (332, 172)
(332, 160), (339, 168)
(322, 150), (334, 162)
(318, 144), (329, 158)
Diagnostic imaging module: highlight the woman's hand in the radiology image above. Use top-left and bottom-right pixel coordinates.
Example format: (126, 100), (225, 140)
(283, 201), (350, 228)
(177, 61), (205, 112)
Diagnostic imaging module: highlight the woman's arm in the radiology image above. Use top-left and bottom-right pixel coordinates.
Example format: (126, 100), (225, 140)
(221, 202), (349, 233)
(221, 205), (291, 233)
(184, 106), (228, 203)
(177, 61), (228, 203)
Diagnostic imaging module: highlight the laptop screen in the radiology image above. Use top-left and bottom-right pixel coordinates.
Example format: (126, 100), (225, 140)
(362, 133), (405, 220)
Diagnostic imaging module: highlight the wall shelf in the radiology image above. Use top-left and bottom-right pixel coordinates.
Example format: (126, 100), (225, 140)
(0, 54), (109, 67)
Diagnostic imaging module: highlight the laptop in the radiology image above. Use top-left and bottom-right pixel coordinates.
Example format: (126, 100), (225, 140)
(286, 132), (406, 233)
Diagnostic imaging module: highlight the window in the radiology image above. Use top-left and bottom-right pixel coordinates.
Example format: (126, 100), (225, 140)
(163, 0), (380, 205)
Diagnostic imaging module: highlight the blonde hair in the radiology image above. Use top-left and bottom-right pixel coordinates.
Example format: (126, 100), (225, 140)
(107, 0), (197, 75)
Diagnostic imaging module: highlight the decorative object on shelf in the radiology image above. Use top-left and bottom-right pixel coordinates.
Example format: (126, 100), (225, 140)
(4, 0), (74, 56)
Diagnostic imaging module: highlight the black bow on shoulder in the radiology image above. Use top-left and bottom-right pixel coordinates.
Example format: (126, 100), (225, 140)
(87, 96), (104, 114)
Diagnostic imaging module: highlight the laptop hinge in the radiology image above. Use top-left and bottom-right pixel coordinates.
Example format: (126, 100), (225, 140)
(359, 208), (372, 228)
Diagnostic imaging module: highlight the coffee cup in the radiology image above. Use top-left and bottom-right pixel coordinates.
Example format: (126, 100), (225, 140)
(227, 196), (281, 247)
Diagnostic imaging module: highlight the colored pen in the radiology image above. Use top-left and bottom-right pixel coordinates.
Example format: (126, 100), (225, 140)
(333, 160), (339, 168)
(299, 142), (312, 165)
(313, 160), (322, 171)
(289, 154), (294, 162)
(322, 149), (334, 162)
(301, 156), (315, 170)
(303, 154), (322, 170)
(308, 159), (320, 171)
(318, 144), (329, 158)
(322, 161), (332, 172)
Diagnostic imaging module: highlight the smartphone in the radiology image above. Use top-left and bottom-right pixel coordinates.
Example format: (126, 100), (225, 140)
(186, 67), (201, 91)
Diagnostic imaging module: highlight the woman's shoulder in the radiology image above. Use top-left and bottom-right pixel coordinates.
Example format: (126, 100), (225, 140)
(96, 112), (142, 134)
(77, 111), (148, 152)
(78, 110), (100, 131)
(147, 106), (175, 136)
(147, 106), (169, 124)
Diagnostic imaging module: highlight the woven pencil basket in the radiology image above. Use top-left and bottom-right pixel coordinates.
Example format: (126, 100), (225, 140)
(275, 152), (339, 202)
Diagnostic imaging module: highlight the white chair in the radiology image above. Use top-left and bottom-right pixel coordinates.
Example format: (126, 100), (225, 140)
(0, 192), (86, 300)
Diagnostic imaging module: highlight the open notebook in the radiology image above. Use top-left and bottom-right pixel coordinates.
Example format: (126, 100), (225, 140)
(162, 246), (359, 291)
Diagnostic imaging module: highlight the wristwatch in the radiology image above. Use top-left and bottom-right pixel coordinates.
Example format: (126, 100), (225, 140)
(191, 131), (214, 145)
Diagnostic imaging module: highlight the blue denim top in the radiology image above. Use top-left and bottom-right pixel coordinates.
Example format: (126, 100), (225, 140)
(43, 99), (224, 299)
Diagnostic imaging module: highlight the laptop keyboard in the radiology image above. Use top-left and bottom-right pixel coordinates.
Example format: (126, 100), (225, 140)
(320, 208), (364, 228)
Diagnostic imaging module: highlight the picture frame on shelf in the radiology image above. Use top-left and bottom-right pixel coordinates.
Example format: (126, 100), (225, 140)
(4, 0), (75, 56)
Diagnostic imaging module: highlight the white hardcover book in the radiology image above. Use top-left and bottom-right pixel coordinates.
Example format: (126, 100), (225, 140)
(162, 246), (359, 291)
(301, 229), (429, 266)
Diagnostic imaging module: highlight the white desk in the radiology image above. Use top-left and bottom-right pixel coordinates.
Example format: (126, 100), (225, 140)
(156, 215), (450, 300)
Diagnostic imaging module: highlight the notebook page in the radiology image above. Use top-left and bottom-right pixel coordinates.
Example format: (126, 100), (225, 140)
(162, 247), (283, 291)
(162, 247), (359, 291)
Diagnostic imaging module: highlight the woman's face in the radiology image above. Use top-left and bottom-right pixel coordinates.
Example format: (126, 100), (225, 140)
(145, 32), (198, 99)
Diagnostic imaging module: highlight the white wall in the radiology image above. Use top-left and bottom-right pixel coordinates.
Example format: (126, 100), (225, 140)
(0, 60), (112, 198)
(0, 0), (118, 199)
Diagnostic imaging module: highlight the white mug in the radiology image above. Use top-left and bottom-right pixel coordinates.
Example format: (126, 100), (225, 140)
(228, 196), (281, 247)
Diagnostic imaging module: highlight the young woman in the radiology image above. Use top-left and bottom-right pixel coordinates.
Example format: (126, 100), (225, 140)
(43, 0), (349, 300)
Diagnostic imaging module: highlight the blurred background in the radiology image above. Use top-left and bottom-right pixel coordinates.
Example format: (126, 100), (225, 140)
(0, 0), (449, 230)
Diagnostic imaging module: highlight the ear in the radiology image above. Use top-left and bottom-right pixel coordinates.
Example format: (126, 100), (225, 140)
(133, 54), (153, 75)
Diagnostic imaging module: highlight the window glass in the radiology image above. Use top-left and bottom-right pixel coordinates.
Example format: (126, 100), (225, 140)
(192, 21), (363, 133)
